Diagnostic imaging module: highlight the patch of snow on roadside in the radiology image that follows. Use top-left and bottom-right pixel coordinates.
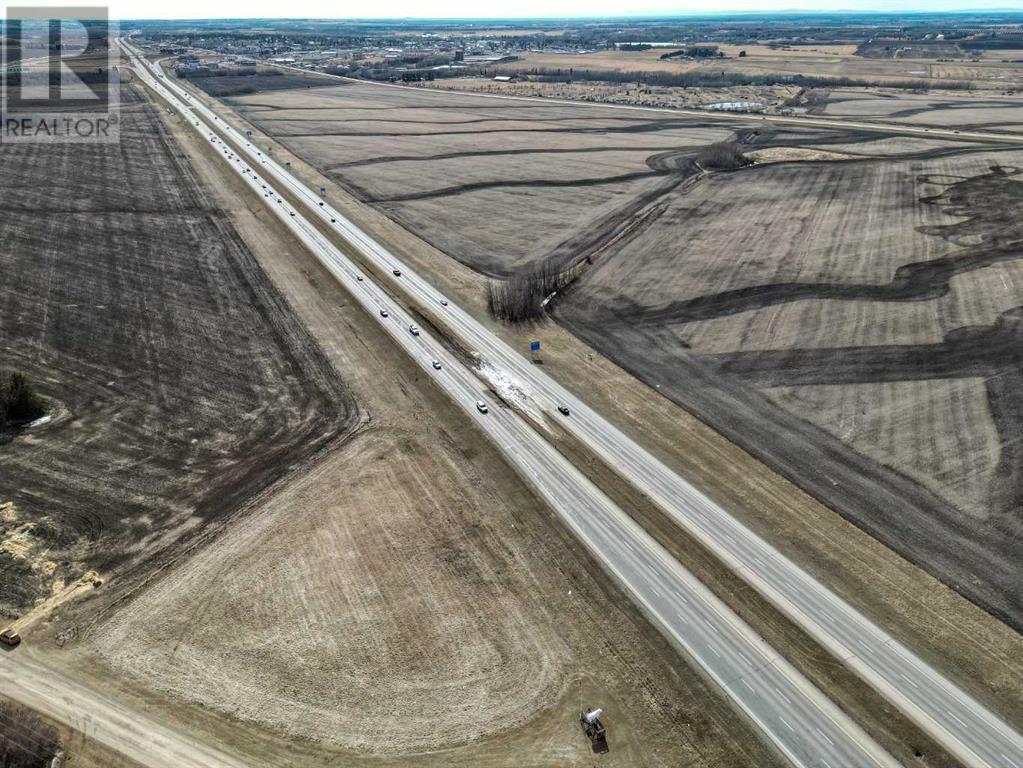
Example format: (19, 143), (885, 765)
(477, 359), (550, 431)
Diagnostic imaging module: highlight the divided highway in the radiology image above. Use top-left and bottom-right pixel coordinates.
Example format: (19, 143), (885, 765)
(123, 39), (1023, 768)
(112, 38), (906, 768)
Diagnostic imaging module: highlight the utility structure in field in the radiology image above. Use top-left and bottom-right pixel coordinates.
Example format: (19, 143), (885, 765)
(580, 707), (608, 753)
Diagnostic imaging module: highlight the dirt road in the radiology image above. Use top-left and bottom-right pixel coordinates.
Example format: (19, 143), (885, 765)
(0, 651), (247, 768)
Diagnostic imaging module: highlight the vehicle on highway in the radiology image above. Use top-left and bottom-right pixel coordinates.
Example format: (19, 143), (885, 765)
(379, 309), (388, 317)
(409, 325), (420, 336)
(432, 360), (442, 370)
(440, 299), (449, 306)
(558, 405), (571, 416)
(0, 628), (21, 647)
(392, 268), (402, 276)
(330, 218), (336, 223)
(356, 275), (363, 282)
(476, 400), (489, 414)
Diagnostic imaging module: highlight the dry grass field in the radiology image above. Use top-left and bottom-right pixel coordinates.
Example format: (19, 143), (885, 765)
(207, 71), (1023, 634)
(807, 91), (1023, 133)
(420, 75), (800, 120)
(0, 84), (357, 619)
(499, 44), (858, 78)
(555, 140), (1023, 630)
(216, 80), (733, 274)
(179, 70), (336, 97)
(716, 54), (1023, 89)
(495, 45), (1023, 90)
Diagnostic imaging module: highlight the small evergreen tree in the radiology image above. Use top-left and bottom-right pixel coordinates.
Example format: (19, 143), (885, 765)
(0, 371), (46, 432)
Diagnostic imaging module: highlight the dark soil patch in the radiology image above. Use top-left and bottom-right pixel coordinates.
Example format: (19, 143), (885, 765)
(0, 85), (359, 615)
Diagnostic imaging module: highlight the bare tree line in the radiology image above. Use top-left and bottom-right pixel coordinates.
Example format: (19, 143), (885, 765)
(486, 258), (578, 323)
(512, 66), (972, 91)
(696, 141), (752, 170)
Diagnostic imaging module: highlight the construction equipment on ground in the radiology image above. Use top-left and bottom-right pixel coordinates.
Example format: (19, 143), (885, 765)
(580, 707), (608, 753)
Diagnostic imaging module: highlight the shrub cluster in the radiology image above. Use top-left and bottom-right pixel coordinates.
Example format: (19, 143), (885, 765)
(486, 261), (570, 323)
(660, 46), (722, 60)
(697, 141), (753, 170)
(0, 371), (46, 434)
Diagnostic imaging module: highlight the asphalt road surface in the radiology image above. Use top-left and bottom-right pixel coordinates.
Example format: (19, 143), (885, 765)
(127, 40), (1023, 768)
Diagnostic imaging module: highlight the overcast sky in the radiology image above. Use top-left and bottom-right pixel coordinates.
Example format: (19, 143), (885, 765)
(1, 0), (1014, 21)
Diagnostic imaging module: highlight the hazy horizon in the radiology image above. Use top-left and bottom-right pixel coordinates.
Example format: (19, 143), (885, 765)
(4, 1), (1022, 22)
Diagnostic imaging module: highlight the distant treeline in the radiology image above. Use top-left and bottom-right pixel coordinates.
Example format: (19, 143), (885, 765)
(177, 67), (275, 79)
(961, 37), (1023, 50)
(327, 64), (464, 82)
(520, 66), (971, 91)
(660, 45), (723, 59)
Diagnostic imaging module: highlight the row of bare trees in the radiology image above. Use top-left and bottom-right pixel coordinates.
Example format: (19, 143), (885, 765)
(516, 66), (970, 91)
(486, 259), (573, 323)
(696, 141), (753, 170)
